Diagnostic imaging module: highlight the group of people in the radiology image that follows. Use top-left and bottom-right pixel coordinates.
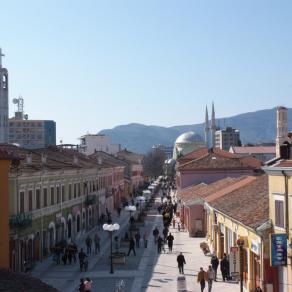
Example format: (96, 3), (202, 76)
(127, 230), (149, 256)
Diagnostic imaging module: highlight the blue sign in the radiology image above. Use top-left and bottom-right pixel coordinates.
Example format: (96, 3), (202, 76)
(271, 233), (288, 266)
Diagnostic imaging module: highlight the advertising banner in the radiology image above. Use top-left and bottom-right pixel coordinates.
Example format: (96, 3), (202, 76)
(270, 233), (288, 266)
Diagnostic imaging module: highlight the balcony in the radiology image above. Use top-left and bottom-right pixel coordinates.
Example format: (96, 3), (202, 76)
(85, 194), (97, 206)
(10, 213), (32, 229)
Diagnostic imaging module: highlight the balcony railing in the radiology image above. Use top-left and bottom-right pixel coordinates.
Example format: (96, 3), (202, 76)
(10, 213), (32, 229)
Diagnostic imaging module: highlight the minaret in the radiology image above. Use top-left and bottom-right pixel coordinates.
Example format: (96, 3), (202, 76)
(211, 101), (216, 148)
(0, 48), (9, 143)
(204, 106), (210, 148)
(276, 106), (288, 157)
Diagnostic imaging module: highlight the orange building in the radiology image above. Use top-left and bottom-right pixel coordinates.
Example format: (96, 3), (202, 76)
(0, 150), (18, 268)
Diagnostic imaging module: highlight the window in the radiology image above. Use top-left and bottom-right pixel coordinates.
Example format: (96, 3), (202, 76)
(43, 188), (48, 207)
(69, 184), (72, 200)
(74, 183), (77, 198)
(20, 191), (25, 213)
(57, 186), (60, 203)
(78, 183), (81, 197)
(275, 200), (284, 228)
(62, 185), (65, 202)
(36, 189), (41, 209)
(28, 190), (33, 211)
(51, 187), (55, 205)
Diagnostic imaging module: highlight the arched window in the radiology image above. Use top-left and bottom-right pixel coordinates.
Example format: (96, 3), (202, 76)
(2, 74), (8, 90)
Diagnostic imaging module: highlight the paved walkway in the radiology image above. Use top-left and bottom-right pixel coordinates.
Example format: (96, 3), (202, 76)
(33, 191), (240, 292)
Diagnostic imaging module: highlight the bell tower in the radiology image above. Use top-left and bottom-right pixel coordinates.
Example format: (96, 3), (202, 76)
(0, 48), (9, 143)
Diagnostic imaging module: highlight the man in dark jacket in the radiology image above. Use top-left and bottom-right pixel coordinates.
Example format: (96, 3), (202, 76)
(153, 227), (159, 244)
(167, 233), (174, 252)
(211, 255), (219, 281)
(127, 238), (136, 256)
(177, 252), (186, 274)
(220, 254), (229, 282)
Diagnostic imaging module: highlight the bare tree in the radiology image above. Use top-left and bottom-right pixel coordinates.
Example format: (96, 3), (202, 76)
(143, 148), (166, 178)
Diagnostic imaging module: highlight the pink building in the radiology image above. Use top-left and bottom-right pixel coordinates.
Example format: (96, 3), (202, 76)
(176, 147), (261, 190)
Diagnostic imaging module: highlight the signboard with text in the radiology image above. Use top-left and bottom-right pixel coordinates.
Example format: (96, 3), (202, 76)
(229, 247), (240, 277)
(270, 233), (288, 266)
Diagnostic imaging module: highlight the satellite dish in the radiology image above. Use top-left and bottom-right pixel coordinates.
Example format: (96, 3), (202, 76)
(24, 114), (28, 120)
(13, 98), (18, 104)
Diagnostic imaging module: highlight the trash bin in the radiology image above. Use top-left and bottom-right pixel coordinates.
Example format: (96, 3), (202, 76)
(177, 276), (187, 292)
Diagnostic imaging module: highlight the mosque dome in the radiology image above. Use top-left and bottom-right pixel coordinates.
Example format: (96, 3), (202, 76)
(173, 131), (206, 159)
(175, 131), (204, 144)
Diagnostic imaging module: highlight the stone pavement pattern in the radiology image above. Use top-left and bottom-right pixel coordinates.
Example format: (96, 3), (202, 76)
(33, 192), (240, 292)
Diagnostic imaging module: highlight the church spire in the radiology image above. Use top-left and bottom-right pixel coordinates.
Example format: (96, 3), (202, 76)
(205, 106), (210, 148)
(211, 101), (216, 148)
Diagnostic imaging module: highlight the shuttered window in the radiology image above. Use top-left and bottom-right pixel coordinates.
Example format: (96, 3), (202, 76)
(275, 200), (284, 228)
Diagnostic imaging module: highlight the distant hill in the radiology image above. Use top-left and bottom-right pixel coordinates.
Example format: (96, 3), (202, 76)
(98, 107), (292, 154)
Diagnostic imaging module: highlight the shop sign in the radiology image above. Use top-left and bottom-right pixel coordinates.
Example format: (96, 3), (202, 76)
(270, 233), (288, 266)
(250, 239), (260, 256)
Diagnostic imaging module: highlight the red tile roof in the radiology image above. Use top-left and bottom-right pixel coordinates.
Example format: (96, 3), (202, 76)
(274, 160), (292, 167)
(209, 175), (269, 230)
(231, 146), (276, 154)
(177, 151), (261, 171)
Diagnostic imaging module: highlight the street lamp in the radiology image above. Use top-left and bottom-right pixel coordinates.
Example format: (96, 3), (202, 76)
(136, 196), (145, 214)
(124, 205), (136, 238)
(103, 223), (120, 274)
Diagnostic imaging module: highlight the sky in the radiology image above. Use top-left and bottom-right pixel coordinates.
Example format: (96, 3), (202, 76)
(1, 0), (292, 144)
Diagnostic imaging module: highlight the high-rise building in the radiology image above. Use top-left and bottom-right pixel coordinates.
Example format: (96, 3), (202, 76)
(0, 48), (9, 143)
(215, 127), (241, 150)
(8, 97), (56, 149)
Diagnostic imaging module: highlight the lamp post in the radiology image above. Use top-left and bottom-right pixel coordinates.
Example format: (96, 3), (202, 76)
(136, 196), (145, 214)
(103, 223), (120, 274)
(237, 238), (245, 292)
(125, 205), (136, 238)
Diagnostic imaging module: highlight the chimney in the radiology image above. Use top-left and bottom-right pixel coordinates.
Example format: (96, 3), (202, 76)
(276, 106), (288, 157)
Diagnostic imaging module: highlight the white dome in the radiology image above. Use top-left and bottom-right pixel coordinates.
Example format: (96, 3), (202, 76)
(175, 131), (203, 144)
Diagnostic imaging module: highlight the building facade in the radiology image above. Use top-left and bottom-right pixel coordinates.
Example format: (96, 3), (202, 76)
(9, 119), (56, 149)
(215, 127), (241, 150)
(79, 134), (121, 156)
(0, 144), (131, 272)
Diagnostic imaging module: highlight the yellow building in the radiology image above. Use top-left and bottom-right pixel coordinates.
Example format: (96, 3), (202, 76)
(264, 160), (292, 292)
(204, 175), (274, 292)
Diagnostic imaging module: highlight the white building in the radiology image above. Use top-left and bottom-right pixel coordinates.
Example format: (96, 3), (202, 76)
(79, 134), (121, 155)
(215, 127), (241, 150)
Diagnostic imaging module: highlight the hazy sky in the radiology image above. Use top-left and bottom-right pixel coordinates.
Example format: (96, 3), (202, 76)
(1, 0), (292, 144)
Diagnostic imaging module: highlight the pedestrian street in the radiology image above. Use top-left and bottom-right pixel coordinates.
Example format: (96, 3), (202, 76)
(32, 193), (240, 292)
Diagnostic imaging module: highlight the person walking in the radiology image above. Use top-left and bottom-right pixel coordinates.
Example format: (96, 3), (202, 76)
(157, 236), (164, 253)
(127, 238), (136, 256)
(220, 254), (229, 282)
(207, 265), (215, 292)
(85, 236), (92, 254)
(172, 217), (176, 228)
(153, 227), (159, 244)
(177, 252), (186, 274)
(167, 233), (174, 252)
(163, 227), (168, 243)
(94, 233), (100, 254)
(135, 231), (141, 248)
(197, 267), (208, 292)
(143, 231), (148, 248)
(78, 248), (88, 272)
(210, 255), (219, 281)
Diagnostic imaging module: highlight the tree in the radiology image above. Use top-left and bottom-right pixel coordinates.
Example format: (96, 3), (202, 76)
(143, 148), (166, 178)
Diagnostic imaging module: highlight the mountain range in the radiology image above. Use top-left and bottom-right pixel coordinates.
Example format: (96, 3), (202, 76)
(98, 107), (292, 154)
